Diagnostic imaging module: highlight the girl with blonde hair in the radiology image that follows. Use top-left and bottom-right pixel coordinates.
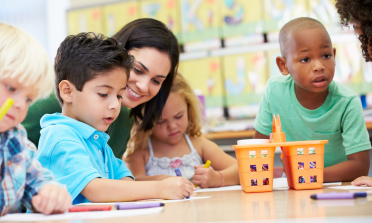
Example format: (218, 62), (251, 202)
(125, 74), (239, 188)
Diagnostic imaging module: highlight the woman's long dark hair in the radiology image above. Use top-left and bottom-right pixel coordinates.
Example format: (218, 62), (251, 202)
(112, 18), (180, 131)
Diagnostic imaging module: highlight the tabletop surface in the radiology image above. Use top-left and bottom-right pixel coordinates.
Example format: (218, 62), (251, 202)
(15, 182), (371, 223)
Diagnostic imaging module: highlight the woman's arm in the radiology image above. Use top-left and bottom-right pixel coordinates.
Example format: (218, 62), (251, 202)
(124, 149), (172, 181)
(192, 137), (239, 188)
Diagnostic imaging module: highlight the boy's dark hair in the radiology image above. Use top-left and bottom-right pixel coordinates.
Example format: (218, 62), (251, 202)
(113, 18), (180, 132)
(54, 32), (133, 105)
(336, 0), (372, 62)
(279, 17), (327, 58)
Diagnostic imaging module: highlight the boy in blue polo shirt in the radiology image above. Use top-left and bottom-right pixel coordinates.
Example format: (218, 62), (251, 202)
(254, 17), (371, 182)
(37, 33), (194, 204)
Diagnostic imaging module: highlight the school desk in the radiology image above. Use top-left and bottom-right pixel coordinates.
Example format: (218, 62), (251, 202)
(28, 182), (372, 222)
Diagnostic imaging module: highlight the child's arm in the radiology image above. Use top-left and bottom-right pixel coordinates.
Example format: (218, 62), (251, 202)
(323, 150), (370, 182)
(192, 137), (239, 188)
(351, 176), (372, 186)
(124, 149), (173, 181)
(253, 131), (270, 139)
(81, 177), (195, 202)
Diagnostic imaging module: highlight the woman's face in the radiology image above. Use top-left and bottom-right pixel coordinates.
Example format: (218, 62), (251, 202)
(121, 47), (172, 108)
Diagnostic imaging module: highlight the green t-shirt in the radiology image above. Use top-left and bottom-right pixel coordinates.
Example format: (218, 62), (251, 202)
(22, 93), (133, 159)
(254, 75), (371, 167)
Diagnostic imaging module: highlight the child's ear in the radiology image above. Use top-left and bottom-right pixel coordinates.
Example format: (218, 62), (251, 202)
(59, 80), (75, 103)
(276, 56), (290, 76)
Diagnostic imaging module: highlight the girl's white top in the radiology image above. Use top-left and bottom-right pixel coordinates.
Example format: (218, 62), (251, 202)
(145, 134), (203, 180)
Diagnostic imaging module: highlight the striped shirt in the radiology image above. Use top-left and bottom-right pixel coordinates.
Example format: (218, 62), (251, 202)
(0, 124), (61, 216)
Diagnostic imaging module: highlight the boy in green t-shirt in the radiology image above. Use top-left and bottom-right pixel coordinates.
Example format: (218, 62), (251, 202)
(254, 17), (371, 182)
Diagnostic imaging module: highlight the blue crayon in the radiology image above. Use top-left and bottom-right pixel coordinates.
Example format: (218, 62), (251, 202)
(174, 169), (190, 199)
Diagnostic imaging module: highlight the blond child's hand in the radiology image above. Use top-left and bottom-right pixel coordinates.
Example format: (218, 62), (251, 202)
(351, 176), (372, 187)
(192, 165), (221, 188)
(31, 184), (71, 214)
(158, 177), (195, 200)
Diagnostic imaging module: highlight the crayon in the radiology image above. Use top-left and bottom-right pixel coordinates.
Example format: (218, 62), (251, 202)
(68, 205), (112, 212)
(0, 98), (14, 121)
(115, 202), (164, 210)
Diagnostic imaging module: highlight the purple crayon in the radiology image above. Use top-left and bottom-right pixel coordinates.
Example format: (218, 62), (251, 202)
(310, 192), (367, 200)
(115, 202), (164, 210)
(175, 169), (190, 199)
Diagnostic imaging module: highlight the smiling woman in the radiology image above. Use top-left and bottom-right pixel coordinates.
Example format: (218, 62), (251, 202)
(22, 18), (180, 159)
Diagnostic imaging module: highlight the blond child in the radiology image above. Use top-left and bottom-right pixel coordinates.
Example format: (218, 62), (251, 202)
(0, 23), (71, 215)
(37, 33), (194, 204)
(125, 74), (239, 188)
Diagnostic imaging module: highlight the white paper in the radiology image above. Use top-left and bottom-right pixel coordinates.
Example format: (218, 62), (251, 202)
(273, 178), (289, 188)
(328, 185), (372, 190)
(75, 196), (211, 206)
(0, 207), (163, 222)
(195, 185), (242, 193)
(323, 182), (342, 186)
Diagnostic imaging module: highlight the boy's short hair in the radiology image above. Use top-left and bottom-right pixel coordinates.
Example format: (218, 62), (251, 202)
(54, 32), (133, 105)
(279, 17), (327, 58)
(0, 23), (54, 100)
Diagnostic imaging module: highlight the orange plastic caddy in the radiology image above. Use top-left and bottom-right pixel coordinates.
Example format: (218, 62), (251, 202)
(232, 115), (328, 193)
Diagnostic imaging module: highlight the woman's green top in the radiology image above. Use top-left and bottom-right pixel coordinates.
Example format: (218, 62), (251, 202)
(22, 93), (132, 159)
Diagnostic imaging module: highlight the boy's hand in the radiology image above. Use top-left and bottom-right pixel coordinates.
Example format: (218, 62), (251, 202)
(192, 165), (220, 188)
(31, 184), (71, 214)
(351, 176), (372, 187)
(158, 177), (195, 200)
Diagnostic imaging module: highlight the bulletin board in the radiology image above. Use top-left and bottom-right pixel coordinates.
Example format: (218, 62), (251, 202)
(67, 7), (104, 35)
(263, 0), (309, 33)
(102, 1), (140, 37)
(222, 52), (268, 118)
(178, 57), (225, 109)
(141, 0), (182, 43)
(180, 0), (221, 43)
(220, 0), (264, 38)
(307, 0), (338, 29)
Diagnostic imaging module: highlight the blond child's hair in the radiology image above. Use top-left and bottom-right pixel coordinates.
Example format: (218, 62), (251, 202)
(0, 23), (54, 100)
(125, 73), (203, 156)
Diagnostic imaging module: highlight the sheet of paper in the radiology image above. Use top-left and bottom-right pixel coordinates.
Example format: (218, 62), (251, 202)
(0, 207), (163, 222)
(75, 196), (211, 206)
(196, 185), (241, 193)
(328, 185), (372, 190)
(323, 182), (342, 186)
(273, 178), (289, 188)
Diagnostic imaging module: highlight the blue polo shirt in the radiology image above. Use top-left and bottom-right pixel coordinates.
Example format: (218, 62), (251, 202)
(37, 113), (133, 204)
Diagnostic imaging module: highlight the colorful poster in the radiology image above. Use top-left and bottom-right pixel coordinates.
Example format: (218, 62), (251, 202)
(263, 0), (309, 32)
(102, 1), (140, 37)
(267, 49), (282, 78)
(220, 0), (264, 38)
(178, 57), (224, 119)
(67, 7), (103, 35)
(180, 0), (221, 43)
(222, 52), (268, 118)
(141, 0), (182, 43)
(307, 0), (338, 29)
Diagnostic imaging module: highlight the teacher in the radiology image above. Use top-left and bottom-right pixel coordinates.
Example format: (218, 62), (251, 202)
(22, 18), (179, 159)
(335, 0), (372, 62)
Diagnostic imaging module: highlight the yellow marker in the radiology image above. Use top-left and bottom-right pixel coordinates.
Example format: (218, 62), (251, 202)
(0, 98), (14, 121)
(194, 160), (212, 187)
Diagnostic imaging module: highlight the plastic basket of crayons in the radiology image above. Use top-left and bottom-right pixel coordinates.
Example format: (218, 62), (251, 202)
(232, 115), (328, 192)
